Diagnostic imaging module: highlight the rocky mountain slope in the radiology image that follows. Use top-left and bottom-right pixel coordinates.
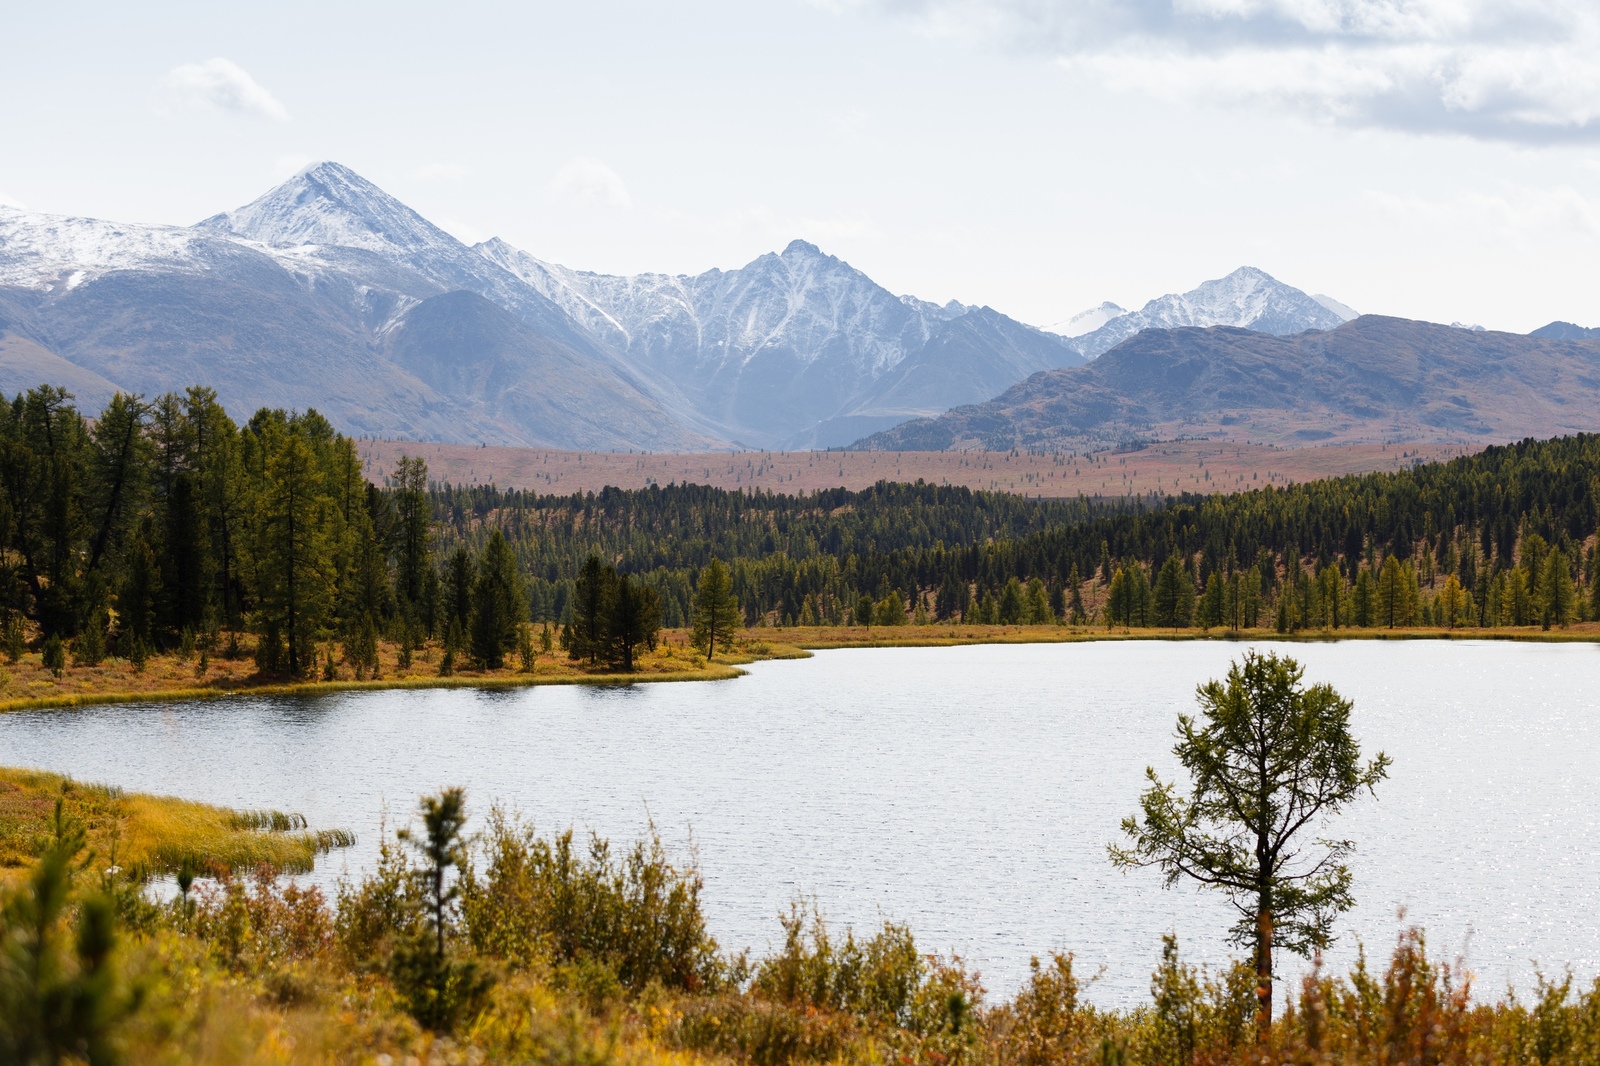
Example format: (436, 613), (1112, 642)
(0, 165), (713, 449)
(856, 316), (1600, 452)
(479, 237), (1086, 447)
(0, 162), (1087, 449)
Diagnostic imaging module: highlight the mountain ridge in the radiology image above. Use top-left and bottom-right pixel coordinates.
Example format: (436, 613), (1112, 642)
(855, 316), (1600, 453)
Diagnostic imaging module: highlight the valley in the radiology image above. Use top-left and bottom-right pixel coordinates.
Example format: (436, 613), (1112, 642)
(360, 436), (1470, 497)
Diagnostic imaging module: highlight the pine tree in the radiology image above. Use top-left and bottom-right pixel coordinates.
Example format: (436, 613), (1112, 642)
(606, 573), (662, 670)
(444, 547), (473, 641)
(1153, 556), (1188, 627)
(1376, 555), (1404, 628)
(1352, 567), (1376, 627)
(1067, 564), (1086, 624)
(1024, 577), (1052, 624)
(570, 555), (615, 663)
(1198, 571), (1225, 630)
(1542, 549), (1576, 629)
(1107, 568), (1130, 628)
(997, 578), (1025, 625)
(469, 530), (524, 669)
(690, 558), (740, 659)
(254, 421), (333, 676)
(393, 455), (431, 610)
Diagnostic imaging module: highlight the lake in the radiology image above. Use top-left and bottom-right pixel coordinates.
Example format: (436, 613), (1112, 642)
(2, 639), (1597, 1004)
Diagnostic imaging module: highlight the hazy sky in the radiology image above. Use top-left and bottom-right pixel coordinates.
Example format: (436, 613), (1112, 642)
(3, 0), (1598, 331)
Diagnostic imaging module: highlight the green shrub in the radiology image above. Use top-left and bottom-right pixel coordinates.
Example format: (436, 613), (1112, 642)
(40, 634), (65, 677)
(462, 809), (724, 993)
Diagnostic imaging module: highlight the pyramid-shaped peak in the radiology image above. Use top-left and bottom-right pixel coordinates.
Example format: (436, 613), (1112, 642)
(782, 239), (824, 257)
(195, 161), (461, 256)
(1206, 266), (1290, 290)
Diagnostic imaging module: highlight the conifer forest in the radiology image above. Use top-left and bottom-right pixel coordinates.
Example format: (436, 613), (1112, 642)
(5, 386), (1600, 685)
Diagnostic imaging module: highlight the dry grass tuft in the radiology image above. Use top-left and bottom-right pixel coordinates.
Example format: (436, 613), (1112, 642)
(0, 765), (351, 881)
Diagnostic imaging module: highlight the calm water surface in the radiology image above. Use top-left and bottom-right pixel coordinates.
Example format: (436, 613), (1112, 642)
(1, 640), (1596, 1004)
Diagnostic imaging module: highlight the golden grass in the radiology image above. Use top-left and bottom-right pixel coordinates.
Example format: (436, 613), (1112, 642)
(0, 765), (352, 881)
(2, 621), (1594, 718)
(777, 621), (1600, 648)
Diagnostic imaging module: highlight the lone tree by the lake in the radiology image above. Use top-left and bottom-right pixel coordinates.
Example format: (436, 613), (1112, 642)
(1109, 651), (1389, 1031)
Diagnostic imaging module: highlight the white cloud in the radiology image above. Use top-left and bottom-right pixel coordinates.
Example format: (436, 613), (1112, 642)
(163, 58), (289, 121)
(546, 158), (634, 210)
(861, 0), (1600, 142)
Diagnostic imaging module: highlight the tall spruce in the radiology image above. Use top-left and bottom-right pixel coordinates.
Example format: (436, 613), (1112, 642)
(570, 554), (615, 664)
(469, 530), (525, 669)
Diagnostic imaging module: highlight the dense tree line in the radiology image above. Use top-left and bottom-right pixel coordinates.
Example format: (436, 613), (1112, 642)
(430, 433), (1600, 633)
(0, 389), (534, 677)
(9, 388), (1600, 678)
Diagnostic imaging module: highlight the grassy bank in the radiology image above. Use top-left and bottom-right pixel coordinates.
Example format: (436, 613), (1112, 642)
(0, 766), (350, 883)
(3, 622), (1596, 715)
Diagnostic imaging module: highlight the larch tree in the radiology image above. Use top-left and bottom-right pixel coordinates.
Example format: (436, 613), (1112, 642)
(255, 420), (334, 676)
(691, 558), (740, 658)
(1110, 651), (1389, 1032)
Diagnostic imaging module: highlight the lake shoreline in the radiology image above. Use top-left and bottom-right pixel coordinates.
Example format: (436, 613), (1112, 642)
(4, 622), (1598, 715)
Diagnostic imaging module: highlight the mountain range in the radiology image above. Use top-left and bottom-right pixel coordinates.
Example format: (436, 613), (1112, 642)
(856, 316), (1600, 453)
(0, 161), (1370, 451)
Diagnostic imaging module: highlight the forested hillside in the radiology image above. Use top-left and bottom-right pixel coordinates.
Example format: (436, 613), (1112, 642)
(432, 432), (1600, 633)
(5, 386), (1600, 686)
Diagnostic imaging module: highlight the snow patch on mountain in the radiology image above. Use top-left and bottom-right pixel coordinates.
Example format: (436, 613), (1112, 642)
(1073, 266), (1351, 358)
(1050, 301), (1126, 338)
(481, 236), (942, 376)
(197, 161), (458, 255)
(1313, 294), (1359, 321)
(0, 205), (241, 290)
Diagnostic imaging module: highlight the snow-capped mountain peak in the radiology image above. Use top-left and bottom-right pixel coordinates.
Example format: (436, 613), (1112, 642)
(1050, 301), (1127, 338)
(1072, 266), (1354, 358)
(196, 161), (460, 256)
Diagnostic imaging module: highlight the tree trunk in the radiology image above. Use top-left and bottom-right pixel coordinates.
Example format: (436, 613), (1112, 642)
(1255, 904), (1274, 1034)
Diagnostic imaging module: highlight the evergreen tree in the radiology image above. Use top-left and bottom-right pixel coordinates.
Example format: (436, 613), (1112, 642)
(1542, 549), (1576, 629)
(1153, 556), (1189, 628)
(1067, 565), (1086, 624)
(444, 547), (473, 641)
(470, 530), (525, 669)
(1376, 556), (1405, 628)
(1352, 567), (1376, 627)
(874, 588), (907, 627)
(253, 417), (335, 676)
(690, 558), (740, 658)
(1107, 568), (1130, 628)
(1198, 571), (1225, 630)
(393, 455), (431, 610)
(606, 573), (662, 670)
(1112, 651), (1390, 1029)
(571, 554), (616, 664)
(997, 578), (1026, 625)
(392, 789), (493, 1032)
(1024, 577), (1052, 624)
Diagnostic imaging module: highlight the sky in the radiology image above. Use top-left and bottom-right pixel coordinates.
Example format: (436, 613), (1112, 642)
(2, 0), (1598, 332)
